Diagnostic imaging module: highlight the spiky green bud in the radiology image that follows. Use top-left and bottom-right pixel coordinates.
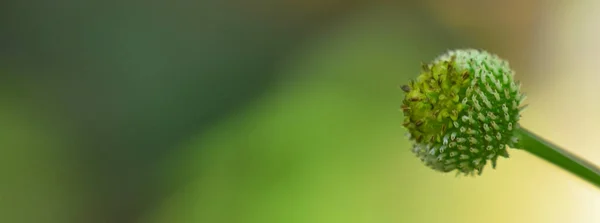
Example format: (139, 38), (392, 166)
(401, 49), (526, 175)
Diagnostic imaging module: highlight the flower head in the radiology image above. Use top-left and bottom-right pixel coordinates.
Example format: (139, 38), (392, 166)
(401, 49), (526, 175)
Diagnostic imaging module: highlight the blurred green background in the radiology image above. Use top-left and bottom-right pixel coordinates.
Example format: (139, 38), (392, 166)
(2, 1), (600, 223)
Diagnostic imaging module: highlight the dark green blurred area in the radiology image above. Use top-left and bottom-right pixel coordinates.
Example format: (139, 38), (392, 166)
(1, 1), (549, 223)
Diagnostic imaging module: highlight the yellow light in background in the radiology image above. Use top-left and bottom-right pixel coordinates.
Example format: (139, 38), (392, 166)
(529, 0), (600, 222)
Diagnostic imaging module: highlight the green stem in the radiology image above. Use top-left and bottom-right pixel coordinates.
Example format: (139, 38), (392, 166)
(518, 128), (600, 188)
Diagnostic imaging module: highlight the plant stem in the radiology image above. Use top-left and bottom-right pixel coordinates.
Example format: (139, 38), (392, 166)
(518, 127), (600, 188)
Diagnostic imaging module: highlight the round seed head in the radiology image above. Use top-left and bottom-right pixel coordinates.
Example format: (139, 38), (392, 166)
(402, 49), (526, 175)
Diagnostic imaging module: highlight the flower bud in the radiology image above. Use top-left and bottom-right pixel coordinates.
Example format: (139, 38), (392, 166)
(401, 49), (526, 175)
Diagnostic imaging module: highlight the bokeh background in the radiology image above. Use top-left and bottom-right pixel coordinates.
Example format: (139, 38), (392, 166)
(2, 0), (600, 222)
